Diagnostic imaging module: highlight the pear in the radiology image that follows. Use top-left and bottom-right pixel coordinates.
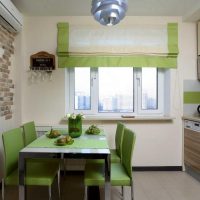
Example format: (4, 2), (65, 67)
(65, 135), (72, 143)
(56, 137), (66, 144)
(49, 129), (60, 138)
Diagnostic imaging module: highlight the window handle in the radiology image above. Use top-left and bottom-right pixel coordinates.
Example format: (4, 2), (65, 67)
(91, 73), (97, 87)
(137, 77), (141, 87)
(91, 77), (96, 87)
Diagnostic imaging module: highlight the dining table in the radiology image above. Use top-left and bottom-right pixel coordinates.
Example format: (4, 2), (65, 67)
(18, 129), (111, 200)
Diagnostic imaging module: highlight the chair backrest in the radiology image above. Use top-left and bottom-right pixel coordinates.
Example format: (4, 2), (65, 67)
(121, 128), (136, 179)
(22, 121), (37, 146)
(115, 122), (125, 158)
(2, 128), (24, 177)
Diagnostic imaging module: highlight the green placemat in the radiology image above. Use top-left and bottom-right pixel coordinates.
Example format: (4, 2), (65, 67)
(27, 135), (109, 149)
(48, 129), (105, 136)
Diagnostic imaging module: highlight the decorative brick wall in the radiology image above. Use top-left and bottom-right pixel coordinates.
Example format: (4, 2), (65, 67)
(0, 25), (15, 120)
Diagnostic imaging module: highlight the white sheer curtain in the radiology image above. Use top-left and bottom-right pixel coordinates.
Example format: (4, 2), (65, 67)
(69, 24), (168, 56)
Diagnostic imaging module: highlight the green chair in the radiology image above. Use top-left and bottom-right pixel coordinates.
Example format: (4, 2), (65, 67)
(22, 121), (61, 186)
(1, 127), (60, 200)
(84, 128), (136, 200)
(22, 121), (38, 146)
(110, 122), (125, 163)
(86, 122), (125, 165)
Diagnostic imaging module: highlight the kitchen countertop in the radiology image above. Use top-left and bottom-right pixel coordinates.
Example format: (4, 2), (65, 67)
(182, 115), (200, 122)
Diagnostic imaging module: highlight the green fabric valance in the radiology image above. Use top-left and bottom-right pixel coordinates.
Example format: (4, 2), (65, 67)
(57, 22), (178, 68)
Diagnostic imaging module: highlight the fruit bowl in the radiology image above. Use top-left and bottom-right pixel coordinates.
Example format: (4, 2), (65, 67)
(46, 130), (61, 138)
(85, 125), (100, 135)
(54, 136), (74, 146)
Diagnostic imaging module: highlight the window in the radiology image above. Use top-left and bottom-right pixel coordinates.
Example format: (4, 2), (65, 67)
(141, 68), (157, 110)
(74, 67), (91, 110)
(98, 68), (133, 113)
(68, 67), (167, 116)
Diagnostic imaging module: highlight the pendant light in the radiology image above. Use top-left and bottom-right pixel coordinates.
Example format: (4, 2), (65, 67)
(91, 0), (128, 26)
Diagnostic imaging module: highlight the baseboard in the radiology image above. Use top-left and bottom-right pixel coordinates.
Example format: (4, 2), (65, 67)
(61, 166), (183, 174)
(133, 166), (182, 171)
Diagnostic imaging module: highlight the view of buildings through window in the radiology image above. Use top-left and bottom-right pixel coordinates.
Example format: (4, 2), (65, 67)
(74, 67), (158, 113)
(75, 67), (91, 110)
(141, 68), (158, 110)
(98, 68), (133, 112)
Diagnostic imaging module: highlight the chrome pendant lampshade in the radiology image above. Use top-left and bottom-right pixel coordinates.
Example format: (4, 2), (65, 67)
(91, 0), (128, 26)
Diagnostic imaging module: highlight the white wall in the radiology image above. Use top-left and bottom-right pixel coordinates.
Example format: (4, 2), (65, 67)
(16, 16), (197, 167)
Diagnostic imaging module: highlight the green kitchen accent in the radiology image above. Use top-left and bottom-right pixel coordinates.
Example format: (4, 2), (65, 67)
(184, 92), (200, 104)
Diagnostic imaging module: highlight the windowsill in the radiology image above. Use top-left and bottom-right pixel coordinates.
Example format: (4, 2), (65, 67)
(62, 115), (174, 121)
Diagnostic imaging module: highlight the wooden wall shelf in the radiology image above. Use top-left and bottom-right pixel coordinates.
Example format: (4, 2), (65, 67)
(30, 51), (55, 71)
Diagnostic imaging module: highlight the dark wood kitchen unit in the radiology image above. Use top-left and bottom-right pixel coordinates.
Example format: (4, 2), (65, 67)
(184, 119), (200, 181)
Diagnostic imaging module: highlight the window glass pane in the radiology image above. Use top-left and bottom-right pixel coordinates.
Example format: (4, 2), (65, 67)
(141, 68), (157, 110)
(75, 67), (91, 110)
(98, 67), (133, 113)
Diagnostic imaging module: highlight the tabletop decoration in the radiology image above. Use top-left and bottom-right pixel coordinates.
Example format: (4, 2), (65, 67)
(46, 129), (61, 138)
(85, 124), (101, 135)
(54, 135), (74, 146)
(66, 113), (85, 138)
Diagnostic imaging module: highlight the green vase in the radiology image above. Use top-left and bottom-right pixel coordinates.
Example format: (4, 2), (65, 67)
(68, 118), (82, 138)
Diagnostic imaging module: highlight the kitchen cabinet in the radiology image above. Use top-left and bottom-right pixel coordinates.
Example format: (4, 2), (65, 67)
(184, 119), (200, 181)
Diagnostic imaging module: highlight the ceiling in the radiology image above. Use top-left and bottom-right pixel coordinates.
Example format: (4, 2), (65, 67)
(11, 0), (200, 21)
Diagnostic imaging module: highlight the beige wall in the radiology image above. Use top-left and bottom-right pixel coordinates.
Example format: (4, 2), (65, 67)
(14, 16), (197, 168)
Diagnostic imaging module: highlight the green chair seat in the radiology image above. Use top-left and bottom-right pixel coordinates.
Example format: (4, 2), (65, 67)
(25, 161), (59, 186)
(110, 149), (121, 163)
(84, 163), (105, 186)
(85, 159), (104, 164)
(111, 163), (131, 186)
(84, 162), (131, 186)
(5, 161), (59, 186)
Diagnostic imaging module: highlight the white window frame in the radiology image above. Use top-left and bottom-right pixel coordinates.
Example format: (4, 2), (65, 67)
(135, 68), (164, 115)
(67, 67), (167, 117)
(68, 68), (96, 115)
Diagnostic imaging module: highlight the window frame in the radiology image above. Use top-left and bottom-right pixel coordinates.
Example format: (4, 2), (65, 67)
(69, 68), (95, 115)
(67, 67), (167, 117)
(136, 68), (164, 115)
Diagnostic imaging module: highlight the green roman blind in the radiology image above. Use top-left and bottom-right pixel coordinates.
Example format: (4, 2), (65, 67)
(57, 23), (69, 55)
(57, 22), (178, 68)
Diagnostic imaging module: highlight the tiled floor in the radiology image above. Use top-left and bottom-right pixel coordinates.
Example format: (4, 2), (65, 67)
(1, 171), (200, 200)
(132, 171), (200, 200)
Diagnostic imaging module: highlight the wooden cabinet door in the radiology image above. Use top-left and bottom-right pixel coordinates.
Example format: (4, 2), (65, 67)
(184, 128), (200, 171)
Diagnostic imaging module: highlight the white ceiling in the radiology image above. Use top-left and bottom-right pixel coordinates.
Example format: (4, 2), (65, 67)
(11, 0), (200, 21)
